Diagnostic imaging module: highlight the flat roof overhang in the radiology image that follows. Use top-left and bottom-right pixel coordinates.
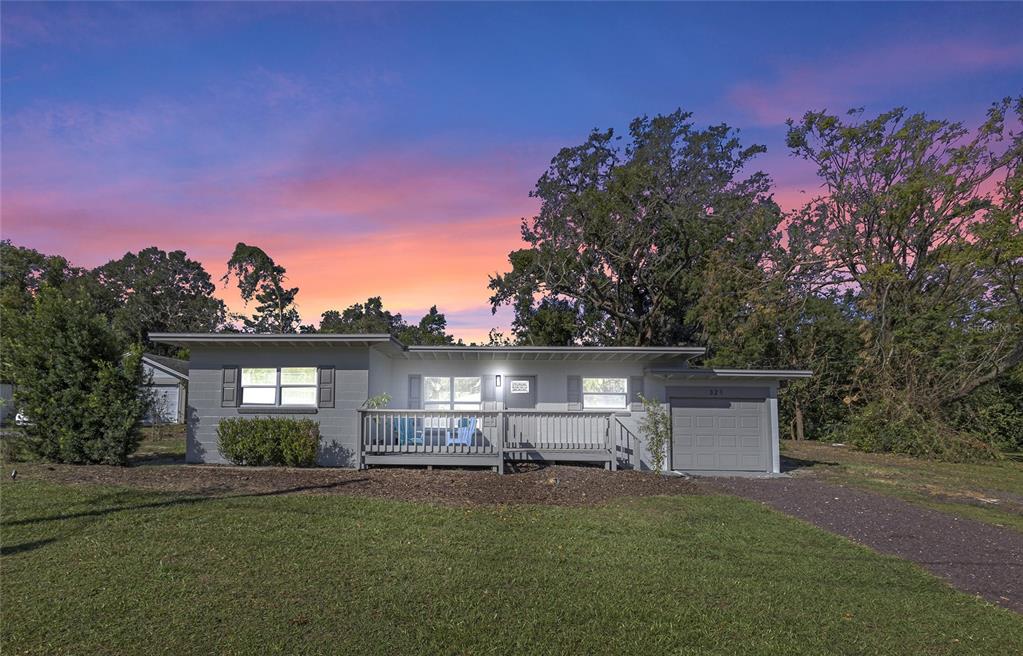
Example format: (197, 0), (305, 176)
(147, 333), (704, 362)
(647, 366), (813, 379)
(401, 346), (704, 362)
(148, 332), (406, 354)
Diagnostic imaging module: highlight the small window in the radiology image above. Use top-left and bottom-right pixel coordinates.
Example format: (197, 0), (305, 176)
(423, 376), (481, 410)
(241, 367), (317, 406)
(423, 376), (452, 410)
(582, 377), (628, 409)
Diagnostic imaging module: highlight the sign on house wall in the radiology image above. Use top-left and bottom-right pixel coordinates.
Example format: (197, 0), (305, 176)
(510, 380), (530, 394)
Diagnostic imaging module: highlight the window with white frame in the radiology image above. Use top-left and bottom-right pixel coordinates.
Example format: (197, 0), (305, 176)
(423, 376), (481, 410)
(241, 367), (317, 406)
(582, 377), (628, 409)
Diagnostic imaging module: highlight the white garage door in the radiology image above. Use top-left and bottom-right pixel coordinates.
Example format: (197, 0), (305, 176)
(147, 386), (180, 424)
(670, 390), (769, 472)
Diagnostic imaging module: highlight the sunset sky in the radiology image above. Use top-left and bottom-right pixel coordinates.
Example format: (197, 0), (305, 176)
(3, 2), (1022, 342)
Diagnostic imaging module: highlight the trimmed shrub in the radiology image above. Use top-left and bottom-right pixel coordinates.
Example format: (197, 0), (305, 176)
(217, 417), (319, 466)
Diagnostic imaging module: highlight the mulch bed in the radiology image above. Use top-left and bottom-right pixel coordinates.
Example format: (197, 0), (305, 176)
(705, 476), (1023, 614)
(8, 461), (699, 508)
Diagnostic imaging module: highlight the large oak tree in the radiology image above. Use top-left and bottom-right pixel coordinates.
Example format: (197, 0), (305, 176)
(489, 110), (781, 346)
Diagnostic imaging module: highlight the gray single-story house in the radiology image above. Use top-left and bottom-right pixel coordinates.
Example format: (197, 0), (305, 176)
(142, 353), (189, 424)
(149, 333), (810, 474)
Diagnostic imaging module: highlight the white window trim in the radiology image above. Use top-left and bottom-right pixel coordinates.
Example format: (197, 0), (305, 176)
(423, 376), (482, 410)
(581, 377), (629, 410)
(241, 367), (317, 407)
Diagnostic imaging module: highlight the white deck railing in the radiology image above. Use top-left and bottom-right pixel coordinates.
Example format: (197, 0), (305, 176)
(359, 409), (503, 457)
(357, 409), (619, 469)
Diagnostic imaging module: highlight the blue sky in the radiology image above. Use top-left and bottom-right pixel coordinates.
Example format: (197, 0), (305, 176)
(3, 2), (1021, 340)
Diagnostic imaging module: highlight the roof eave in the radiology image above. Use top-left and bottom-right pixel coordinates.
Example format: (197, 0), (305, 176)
(648, 367), (813, 379)
(141, 356), (189, 381)
(147, 332), (405, 351)
(145, 334), (705, 361)
(401, 346), (705, 362)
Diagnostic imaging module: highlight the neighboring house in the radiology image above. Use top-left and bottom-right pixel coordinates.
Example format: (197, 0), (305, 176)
(142, 354), (188, 424)
(150, 333), (810, 475)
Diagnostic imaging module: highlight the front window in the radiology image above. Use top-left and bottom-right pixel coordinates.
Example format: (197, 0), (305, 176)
(582, 377), (628, 409)
(242, 367), (317, 406)
(424, 376), (481, 410)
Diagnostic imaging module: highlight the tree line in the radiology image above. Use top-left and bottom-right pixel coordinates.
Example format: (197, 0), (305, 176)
(1, 98), (1020, 462)
(489, 101), (1022, 459)
(0, 240), (461, 463)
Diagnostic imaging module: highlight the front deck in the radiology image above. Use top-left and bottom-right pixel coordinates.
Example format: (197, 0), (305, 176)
(358, 409), (641, 472)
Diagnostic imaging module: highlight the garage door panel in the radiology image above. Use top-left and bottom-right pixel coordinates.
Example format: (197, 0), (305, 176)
(671, 394), (768, 472)
(719, 453), (740, 468)
(146, 386), (180, 424)
(674, 453), (695, 468)
(741, 454), (762, 468)
(695, 453), (717, 468)
(696, 434), (716, 447)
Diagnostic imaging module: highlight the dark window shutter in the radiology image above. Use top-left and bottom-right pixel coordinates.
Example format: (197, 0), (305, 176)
(408, 374), (422, 409)
(630, 376), (645, 410)
(567, 375), (582, 411)
(221, 366), (239, 407)
(318, 367), (335, 408)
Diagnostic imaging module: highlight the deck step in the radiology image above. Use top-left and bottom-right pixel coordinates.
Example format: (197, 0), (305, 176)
(363, 453), (501, 467)
(503, 448), (613, 463)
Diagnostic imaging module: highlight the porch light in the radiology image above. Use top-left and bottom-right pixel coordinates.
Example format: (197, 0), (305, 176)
(495, 375), (502, 387)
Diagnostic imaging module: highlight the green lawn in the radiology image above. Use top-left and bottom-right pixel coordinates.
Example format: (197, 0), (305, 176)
(782, 440), (1023, 532)
(2, 480), (1020, 655)
(1, 425), (187, 465)
(132, 425), (187, 462)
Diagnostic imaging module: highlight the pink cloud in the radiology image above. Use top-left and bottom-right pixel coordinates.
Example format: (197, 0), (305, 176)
(729, 38), (1023, 125)
(0, 141), (540, 341)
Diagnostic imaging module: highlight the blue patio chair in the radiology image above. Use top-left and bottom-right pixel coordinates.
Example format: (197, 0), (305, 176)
(394, 417), (424, 446)
(446, 416), (477, 447)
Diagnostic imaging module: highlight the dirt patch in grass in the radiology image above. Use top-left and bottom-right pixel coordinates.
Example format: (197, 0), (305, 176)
(6, 461), (698, 507)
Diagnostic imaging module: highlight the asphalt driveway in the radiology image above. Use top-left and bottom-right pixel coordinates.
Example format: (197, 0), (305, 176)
(705, 476), (1023, 613)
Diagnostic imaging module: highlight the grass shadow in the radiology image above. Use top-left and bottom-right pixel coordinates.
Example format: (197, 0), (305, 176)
(780, 454), (838, 473)
(1, 536), (58, 556)
(128, 452), (187, 466)
(2, 477), (371, 529)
